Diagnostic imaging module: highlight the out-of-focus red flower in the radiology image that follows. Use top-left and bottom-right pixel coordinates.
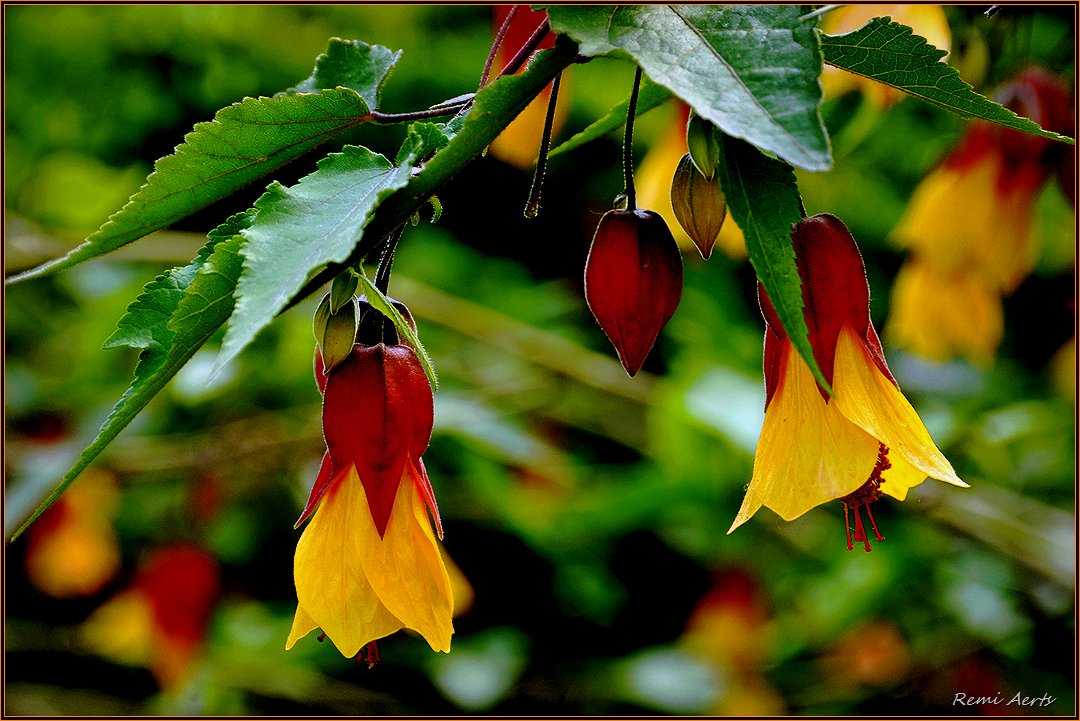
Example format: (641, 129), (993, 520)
(80, 544), (219, 689)
(888, 69), (1074, 363)
(24, 469), (121, 598)
(818, 620), (913, 688)
(288, 322), (453, 659)
(488, 6), (570, 169)
(730, 215), (966, 548)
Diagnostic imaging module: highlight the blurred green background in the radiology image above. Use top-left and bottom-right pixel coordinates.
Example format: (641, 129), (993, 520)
(4, 5), (1075, 715)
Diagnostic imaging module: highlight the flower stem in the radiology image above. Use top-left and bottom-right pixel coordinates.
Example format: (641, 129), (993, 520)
(498, 17), (550, 79)
(623, 66), (643, 211)
(480, 5), (520, 88)
(369, 104), (468, 125)
(524, 71), (563, 219)
(375, 227), (404, 295)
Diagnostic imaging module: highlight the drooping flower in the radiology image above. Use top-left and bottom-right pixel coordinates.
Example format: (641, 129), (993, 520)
(729, 214), (967, 549)
(24, 468), (121, 599)
(287, 316), (453, 660)
(80, 544), (220, 688)
(887, 69), (1073, 363)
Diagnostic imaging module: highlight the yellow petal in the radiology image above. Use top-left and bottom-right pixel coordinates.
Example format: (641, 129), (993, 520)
(878, 450), (930, 501)
(284, 603), (319, 651)
(292, 472), (408, 658)
(886, 259), (1004, 364)
(891, 153), (1037, 292)
(730, 342), (883, 532)
(79, 590), (155, 667)
(833, 326), (967, 489)
(356, 471), (454, 653)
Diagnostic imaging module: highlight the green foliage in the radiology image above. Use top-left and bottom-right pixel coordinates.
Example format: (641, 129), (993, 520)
(821, 17), (1075, 143)
(549, 78), (672, 159)
(714, 133), (830, 393)
(218, 145), (420, 373)
(545, 5), (831, 171)
(8, 90), (375, 284)
(289, 38), (401, 104)
(10, 212), (250, 539)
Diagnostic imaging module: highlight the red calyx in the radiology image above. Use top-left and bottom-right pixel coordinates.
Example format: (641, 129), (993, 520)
(317, 343), (434, 537)
(584, 209), (683, 376)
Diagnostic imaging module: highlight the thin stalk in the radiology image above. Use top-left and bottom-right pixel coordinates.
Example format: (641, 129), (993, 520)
(369, 104), (468, 124)
(623, 66), (643, 211)
(498, 17), (550, 79)
(374, 227), (404, 294)
(481, 5), (520, 88)
(524, 71), (563, 219)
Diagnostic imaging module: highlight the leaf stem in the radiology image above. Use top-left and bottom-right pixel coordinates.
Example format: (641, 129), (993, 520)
(369, 104), (468, 124)
(524, 71), (562, 219)
(623, 66), (643, 211)
(481, 5), (520, 88)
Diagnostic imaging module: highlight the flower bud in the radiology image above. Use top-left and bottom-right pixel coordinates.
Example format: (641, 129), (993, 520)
(330, 272), (359, 313)
(686, 113), (720, 180)
(315, 295), (358, 373)
(584, 208), (683, 376)
(671, 153), (727, 260)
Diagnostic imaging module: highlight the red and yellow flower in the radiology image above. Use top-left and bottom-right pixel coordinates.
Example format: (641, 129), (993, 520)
(887, 69), (1073, 363)
(287, 326), (453, 660)
(729, 214), (967, 549)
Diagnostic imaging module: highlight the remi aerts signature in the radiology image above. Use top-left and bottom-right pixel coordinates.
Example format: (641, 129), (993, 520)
(953, 692), (1056, 708)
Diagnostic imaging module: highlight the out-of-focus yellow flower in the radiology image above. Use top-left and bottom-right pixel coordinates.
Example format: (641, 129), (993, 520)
(730, 215), (966, 549)
(488, 6), (570, 169)
(288, 333), (453, 661)
(888, 69), (1074, 363)
(24, 468), (121, 598)
(80, 544), (220, 689)
(820, 5), (952, 108)
(887, 259), (1004, 364)
(892, 144), (1042, 294)
(636, 103), (747, 259)
(681, 569), (787, 716)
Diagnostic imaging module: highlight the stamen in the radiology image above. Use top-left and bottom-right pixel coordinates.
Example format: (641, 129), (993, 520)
(317, 632), (327, 643)
(841, 443), (890, 551)
(357, 641), (381, 669)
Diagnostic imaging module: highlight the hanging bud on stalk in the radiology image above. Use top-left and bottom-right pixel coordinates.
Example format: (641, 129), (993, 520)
(671, 153), (727, 259)
(584, 208), (683, 376)
(313, 293), (358, 374)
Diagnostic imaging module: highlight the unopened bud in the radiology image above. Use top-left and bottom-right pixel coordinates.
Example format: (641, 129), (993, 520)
(318, 296), (358, 373)
(671, 153), (727, 260)
(686, 114), (720, 180)
(330, 272), (359, 314)
(584, 209), (683, 376)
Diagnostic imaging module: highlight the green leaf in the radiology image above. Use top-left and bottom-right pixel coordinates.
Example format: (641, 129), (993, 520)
(9, 214), (249, 540)
(216, 143), (421, 373)
(713, 132), (831, 395)
(549, 77), (672, 159)
(355, 271), (439, 391)
(544, 5), (830, 170)
(8, 89), (373, 284)
(290, 38), (401, 108)
(821, 17), (1075, 143)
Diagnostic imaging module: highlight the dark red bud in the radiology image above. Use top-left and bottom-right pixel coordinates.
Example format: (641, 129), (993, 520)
(584, 209), (683, 376)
